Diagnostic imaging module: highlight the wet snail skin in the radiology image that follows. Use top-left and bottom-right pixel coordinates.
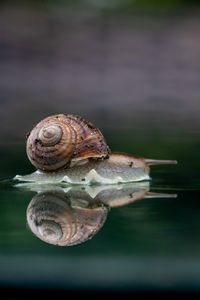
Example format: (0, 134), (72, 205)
(15, 114), (177, 184)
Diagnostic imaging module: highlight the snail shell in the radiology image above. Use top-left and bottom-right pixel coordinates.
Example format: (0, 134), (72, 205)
(26, 114), (110, 172)
(27, 189), (109, 246)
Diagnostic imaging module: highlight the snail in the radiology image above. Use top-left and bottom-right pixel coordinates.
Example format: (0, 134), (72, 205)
(14, 114), (177, 184)
(26, 183), (177, 246)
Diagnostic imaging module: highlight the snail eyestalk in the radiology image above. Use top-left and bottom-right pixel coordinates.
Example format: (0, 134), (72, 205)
(144, 159), (178, 166)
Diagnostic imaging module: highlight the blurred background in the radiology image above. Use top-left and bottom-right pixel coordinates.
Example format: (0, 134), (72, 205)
(0, 0), (200, 298)
(1, 0), (200, 179)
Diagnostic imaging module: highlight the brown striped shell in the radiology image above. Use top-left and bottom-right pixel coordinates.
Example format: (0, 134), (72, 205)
(26, 114), (110, 172)
(26, 189), (109, 246)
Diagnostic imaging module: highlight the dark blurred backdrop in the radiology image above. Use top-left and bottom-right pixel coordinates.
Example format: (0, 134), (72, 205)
(0, 0), (200, 177)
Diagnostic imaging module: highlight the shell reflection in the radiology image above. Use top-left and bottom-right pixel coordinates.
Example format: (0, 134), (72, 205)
(25, 182), (176, 246)
(27, 189), (108, 246)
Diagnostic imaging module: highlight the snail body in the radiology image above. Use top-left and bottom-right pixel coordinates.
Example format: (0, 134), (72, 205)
(15, 152), (175, 184)
(15, 114), (177, 185)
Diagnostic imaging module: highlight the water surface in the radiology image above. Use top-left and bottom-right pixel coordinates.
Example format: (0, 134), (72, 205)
(0, 131), (199, 295)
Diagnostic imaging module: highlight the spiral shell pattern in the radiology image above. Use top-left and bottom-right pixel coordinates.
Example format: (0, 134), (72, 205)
(26, 114), (110, 172)
(27, 190), (108, 246)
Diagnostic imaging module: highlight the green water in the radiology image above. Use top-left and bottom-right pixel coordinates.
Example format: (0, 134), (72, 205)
(0, 129), (199, 294)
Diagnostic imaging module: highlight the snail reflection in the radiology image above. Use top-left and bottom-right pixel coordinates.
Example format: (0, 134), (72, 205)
(27, 187), (108, 246)
(22, 182), (177, 246)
